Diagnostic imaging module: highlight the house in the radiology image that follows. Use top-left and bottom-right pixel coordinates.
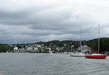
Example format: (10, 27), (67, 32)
(14, 46), (18, 51)
(26, 46), (33, 51)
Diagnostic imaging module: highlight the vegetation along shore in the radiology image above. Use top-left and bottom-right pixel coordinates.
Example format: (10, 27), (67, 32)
(0, 38), (109, 54)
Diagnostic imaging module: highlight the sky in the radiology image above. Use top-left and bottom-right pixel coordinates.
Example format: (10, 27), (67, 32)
(0, 0), (109, 44)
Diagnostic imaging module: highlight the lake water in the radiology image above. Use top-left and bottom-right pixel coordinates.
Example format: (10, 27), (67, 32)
(0, 53), (109, 75)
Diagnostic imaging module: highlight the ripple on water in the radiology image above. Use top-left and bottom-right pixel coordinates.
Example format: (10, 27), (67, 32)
(0, 53), (109, 75)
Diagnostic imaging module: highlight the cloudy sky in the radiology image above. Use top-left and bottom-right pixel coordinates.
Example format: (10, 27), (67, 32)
(0, 0), (109, 44)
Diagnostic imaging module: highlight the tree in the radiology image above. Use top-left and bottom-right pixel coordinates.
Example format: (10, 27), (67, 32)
(0, 44), (10, 52)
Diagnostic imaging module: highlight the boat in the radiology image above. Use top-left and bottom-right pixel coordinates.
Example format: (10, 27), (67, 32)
(70, 26), (86, 57)
(70, 52), (85, 57)
(70, 41), (86, 57)
(85, 25), (107, 59)
(85, 54), (107, 59)
(49, 50), (53, 55)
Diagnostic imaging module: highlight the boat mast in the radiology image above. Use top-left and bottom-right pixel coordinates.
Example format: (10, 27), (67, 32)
(80, 26), (82, 52)
(98, 24), (100, 53)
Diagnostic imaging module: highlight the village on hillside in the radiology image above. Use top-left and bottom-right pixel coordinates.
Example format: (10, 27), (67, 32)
(13, 43), (91, 53)
(0, 38), (109, 54)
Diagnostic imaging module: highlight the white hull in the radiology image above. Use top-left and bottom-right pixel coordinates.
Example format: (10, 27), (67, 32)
(70, 53), (85, 57)
(49, 51), (53, 55)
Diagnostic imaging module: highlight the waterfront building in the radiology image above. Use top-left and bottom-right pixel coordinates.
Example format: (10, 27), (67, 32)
(14, 46), (19, 52)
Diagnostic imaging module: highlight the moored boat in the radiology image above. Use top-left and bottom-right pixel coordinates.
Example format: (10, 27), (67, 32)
(85, 54), (107, 59)
(85, 25), (107, 59)
(70, 52), (85, 57)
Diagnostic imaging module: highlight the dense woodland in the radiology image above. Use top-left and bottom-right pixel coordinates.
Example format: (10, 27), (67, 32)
(0, 38), (109, 53)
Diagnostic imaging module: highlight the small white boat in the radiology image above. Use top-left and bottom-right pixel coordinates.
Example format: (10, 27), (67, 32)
(49, 50), (53, 55)
(70, 52), (85, 57)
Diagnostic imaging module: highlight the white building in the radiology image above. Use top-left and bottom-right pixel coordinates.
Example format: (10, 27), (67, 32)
(26, 47), (33, 51)
(33, 47), (39, 51)
(14, 46), (18, 51)
(36, 44), (41, 48)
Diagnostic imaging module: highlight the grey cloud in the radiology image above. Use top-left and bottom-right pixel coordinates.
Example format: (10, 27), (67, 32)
(0, 0), (109, 43)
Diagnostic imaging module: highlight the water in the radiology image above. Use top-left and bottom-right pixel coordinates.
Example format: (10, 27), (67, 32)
(0, 53), (109, 75)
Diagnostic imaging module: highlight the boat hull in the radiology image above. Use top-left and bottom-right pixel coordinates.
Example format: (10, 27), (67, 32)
(85, 55), (107, 59)
(70, 53), (85, 57)
(70, 55), (85, 57)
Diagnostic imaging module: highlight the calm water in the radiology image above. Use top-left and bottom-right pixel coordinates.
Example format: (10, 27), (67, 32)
(0, 53), (109, 75)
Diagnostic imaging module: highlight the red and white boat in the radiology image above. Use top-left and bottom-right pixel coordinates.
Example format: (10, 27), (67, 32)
(85, 53), (107, 59)
(85, 25), (107, 59)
